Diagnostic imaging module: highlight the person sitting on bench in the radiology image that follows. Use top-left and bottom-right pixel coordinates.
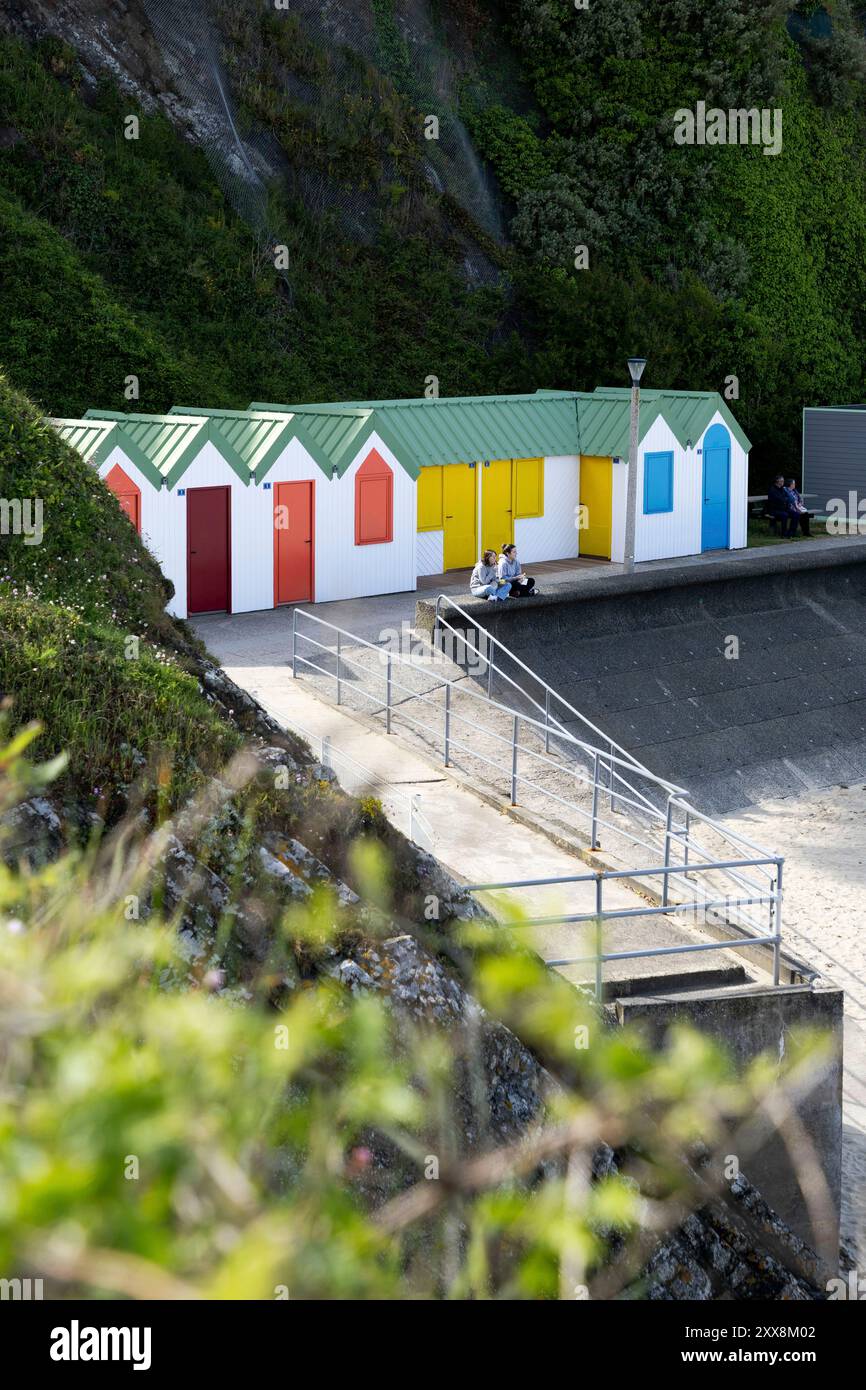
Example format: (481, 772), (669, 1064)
(470, 550), (511, 601)
(766, 475), (798, 537)
(786, 478), (812, 537)
(498, 543), (537, 596)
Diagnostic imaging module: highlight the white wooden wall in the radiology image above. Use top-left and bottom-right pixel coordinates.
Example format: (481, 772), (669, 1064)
(100, 432), (416, 618)
(634, 415), (698, 563)
(515, 456), (580, 563)
(608, 411), (748, 564)
(150, 440), (260, 618)
(299, 430), (416, 603)
(610, 459), (627, 564)
(416, 530), (444, 577)
(98, 443), (189, 618)
(99, 414), (748, 617)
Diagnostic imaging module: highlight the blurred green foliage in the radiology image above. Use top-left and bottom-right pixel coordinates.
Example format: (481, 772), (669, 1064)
(0, 723), (830, 1298)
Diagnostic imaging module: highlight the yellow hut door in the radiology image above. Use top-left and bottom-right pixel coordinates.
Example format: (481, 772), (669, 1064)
(579, 456), (613, 559)
(442, 464), (477, 570)
(482, 459), (513, 556)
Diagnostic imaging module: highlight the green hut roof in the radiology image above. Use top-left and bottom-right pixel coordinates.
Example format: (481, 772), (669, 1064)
(51, 389), (749, 489)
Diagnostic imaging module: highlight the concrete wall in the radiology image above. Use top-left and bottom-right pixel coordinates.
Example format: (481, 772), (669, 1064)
(615, 980), (843, 1260)
(420, 540), (866, 814)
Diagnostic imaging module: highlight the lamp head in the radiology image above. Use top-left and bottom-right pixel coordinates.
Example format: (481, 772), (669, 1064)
(627, 357), (647, 385)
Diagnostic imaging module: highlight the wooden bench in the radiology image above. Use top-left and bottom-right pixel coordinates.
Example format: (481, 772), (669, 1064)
(748, 494), (817, 531)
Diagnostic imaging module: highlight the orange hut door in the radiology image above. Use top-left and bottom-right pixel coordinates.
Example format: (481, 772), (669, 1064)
(274, 481), (314, 604)
(105, 463), (141, 534)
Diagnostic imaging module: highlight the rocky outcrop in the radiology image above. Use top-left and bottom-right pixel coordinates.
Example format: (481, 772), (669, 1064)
(330, 933), (828, 1297)
(0, 795), (63, 868)
(335, 931), (547, 1146)
(639, 1170), (828, 1301)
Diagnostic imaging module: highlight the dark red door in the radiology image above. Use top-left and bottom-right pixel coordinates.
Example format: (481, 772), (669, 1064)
(187, 486), (230, 614)
(274, 481), (314, 604)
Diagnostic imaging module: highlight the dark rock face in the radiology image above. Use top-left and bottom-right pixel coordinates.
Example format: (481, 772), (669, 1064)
(639, 1172), (828, 1301)
(333, 932), (548, 1146)
(331, 935), (828, 1296)
(0, 1), (227, 143)
(0, 796), (63, 868)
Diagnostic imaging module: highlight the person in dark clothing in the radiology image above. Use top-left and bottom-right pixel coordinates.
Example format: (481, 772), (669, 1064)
(766, 475), (798, 537)
(786, 479), (812, 537)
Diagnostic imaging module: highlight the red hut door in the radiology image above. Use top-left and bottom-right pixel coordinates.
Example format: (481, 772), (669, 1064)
(187, 486), (230, 614)
(274, 481), (314, 604)
(105, 463), (141, 534)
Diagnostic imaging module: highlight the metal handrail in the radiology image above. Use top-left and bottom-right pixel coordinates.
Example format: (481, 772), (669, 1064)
(293, 612), (665, 783)
(432, 594), (780, 871)
(290, 608), (774, 856)
(433, 593), (681, 789)
(293, 634), (675, 855)
(289, 606), (783, 972)
(466, 856), (784, 996)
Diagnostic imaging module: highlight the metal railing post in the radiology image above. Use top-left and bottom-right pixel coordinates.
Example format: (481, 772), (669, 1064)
(683, 809), (690, 872)
(545, 688), (551, 754)
(321, 734), (331, 771)
(511, 714), (519, 805)
(595, 874), (604, 1001)
(773, 857), (783, 986)
(291, 607), (298, 678)
(335, 629), (342, 705)
(386, 655), (392, 733)
(487, 637), (494, 699)
(590, 751), (600, 848)
(608, 740), (616, 812)
(662, 796), (674, 907)
(444, 682), (451, 766)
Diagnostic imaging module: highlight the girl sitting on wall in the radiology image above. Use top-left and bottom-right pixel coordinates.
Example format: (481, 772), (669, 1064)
(470, 550), (511, 601)
(498, 543), (537, 597)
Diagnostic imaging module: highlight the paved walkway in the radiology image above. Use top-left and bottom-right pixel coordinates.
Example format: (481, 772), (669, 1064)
(195, 614), (741, 991)
(195, 533), (866, 652)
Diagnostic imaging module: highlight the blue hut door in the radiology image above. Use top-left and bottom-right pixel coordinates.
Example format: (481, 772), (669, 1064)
(701, 423), (731, 551)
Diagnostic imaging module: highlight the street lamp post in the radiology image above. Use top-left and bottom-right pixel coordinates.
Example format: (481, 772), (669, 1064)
(623, 356), (646, 574)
